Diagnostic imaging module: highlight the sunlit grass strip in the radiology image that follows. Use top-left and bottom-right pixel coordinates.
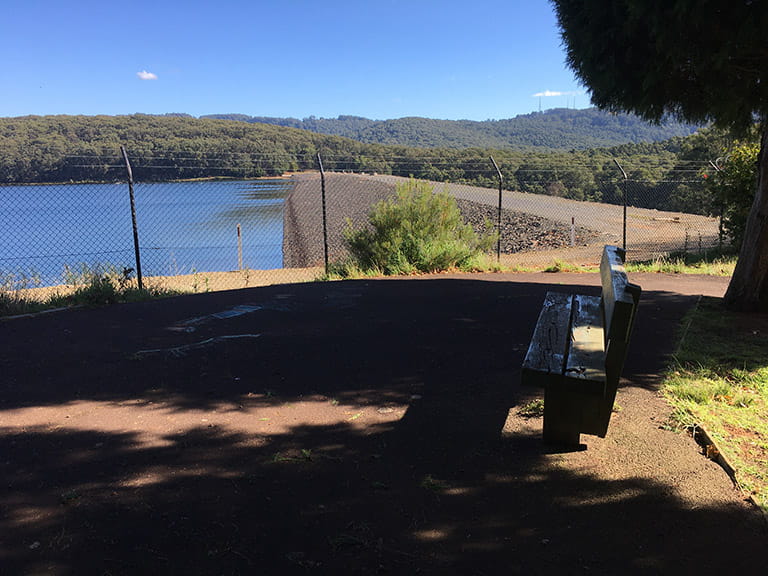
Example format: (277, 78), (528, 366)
(663, 297), (768, 511)
(511, 248), (738, 276)
(626, 255), (736, 276)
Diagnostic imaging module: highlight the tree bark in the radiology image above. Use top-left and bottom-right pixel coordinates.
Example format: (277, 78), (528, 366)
(724, 126), (768, 312)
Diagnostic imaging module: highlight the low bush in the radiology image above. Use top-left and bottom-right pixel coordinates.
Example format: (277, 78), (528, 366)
(341, 179), (497, 276)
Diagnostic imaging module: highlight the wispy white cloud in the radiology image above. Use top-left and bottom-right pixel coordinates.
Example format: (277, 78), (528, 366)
(532, 90), (580, 97)
(137, 70), (158, 81)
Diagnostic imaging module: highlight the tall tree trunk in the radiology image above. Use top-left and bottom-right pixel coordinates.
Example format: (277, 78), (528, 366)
(724, 126), (768, 312)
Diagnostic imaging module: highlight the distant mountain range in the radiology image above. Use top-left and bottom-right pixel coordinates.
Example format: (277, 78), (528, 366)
(199, 108), (699, 150)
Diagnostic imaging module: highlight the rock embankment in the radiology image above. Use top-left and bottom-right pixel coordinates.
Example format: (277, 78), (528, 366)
(455, 198), (599, 254)
(283, 173), (600, 268)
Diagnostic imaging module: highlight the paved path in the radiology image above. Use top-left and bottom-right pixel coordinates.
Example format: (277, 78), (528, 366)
(1, 272), (763, 574)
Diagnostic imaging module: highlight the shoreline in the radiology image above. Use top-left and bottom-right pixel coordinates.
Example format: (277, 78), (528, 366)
(0, 173), (296, 187)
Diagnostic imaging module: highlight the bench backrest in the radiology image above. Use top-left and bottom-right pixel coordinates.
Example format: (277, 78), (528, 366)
(600, 246), (641, 384)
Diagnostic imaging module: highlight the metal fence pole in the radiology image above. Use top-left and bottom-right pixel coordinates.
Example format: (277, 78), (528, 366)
(490, 156), (503, 262)
(317, 153), (329, 274)
(613, 158), (628, 251)
(120, 146), (143, 290)
(237, 223), (243, 270)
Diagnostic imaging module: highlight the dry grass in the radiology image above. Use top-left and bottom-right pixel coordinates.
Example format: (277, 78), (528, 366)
(16, 267), (324, 304)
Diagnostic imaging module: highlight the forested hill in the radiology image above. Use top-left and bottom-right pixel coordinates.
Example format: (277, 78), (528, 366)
(201, 108), (699, 150)
(0, 113), (728, 217)
(0, 114), (377, 182)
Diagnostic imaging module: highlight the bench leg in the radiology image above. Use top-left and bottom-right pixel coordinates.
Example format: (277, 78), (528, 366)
(543, 387), (582, 445)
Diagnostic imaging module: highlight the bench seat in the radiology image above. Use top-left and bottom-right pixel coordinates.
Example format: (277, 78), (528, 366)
(521, 246), (641, 445)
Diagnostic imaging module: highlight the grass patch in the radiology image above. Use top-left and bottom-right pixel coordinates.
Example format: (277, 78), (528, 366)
(518, 398), (545, 418)
(317, 249), (736, 281)
(0, 271), (51, 316)
(512, 249), (736, 276)
(542, 259), (595, 273)
(319, 256), (504, 281)
(627, 249), (737, 276)
(1, 264), (182, 317)
(419, 474), (450, 492)
(0, 290), (50, 316)
(663, 297), (768, 511)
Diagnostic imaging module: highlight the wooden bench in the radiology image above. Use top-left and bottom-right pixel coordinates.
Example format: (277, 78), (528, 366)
(521, 245), (641, 445)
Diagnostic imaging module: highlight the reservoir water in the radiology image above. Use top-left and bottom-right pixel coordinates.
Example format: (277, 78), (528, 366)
(0, 179), (292, 286)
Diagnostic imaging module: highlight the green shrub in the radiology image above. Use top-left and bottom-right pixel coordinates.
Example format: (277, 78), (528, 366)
(343, 179), (496, 275)
(710, 140), (759, 249)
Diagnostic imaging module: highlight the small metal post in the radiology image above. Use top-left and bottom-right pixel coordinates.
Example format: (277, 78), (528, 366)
(317, 153), (329, 274)
(120, 146), (143, 290)
(237, 223), (243, 270)
(570, 217), (576, 247)
(613, 158), (628, 251)
(490, 156), (503, 262)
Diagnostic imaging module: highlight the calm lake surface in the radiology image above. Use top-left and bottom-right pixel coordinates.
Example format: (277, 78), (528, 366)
(0, 179), (292, 286)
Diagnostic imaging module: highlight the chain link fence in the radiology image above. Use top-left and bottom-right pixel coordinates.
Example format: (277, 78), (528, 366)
(1, 153), (724, 298)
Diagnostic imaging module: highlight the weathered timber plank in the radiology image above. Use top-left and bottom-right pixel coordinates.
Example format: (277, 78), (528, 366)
(563, 294), (606, 396)
(522, 291), (572, 388)
(601, 245), (641, 343)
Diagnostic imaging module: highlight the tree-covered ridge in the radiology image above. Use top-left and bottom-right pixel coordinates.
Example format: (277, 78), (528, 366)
(0, 112), (684, 183)
(0, 113), (730, 219)
(0, 114), (373, 182)
(202, 108), (699, 150)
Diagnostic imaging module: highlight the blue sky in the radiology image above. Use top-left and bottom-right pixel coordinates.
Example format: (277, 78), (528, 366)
(1, 0), (585, 121)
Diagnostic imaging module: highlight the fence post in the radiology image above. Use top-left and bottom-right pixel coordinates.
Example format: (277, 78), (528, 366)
(317, 153), (329, 274)
(237, 223), (243, 270)
(613, 158), (628, 251)
(120, 146), (143, 290)
(571, 217), (576, 247)
(490, 156), (503, 262)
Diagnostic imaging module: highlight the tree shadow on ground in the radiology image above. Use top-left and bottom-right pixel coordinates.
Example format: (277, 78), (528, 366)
(1, 278), (763, 574)
(2, 278), (693, 410)
(2, 419), (764, 575)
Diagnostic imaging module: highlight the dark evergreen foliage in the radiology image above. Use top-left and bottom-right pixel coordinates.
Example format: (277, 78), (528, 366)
(551, 0), (768, 310)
